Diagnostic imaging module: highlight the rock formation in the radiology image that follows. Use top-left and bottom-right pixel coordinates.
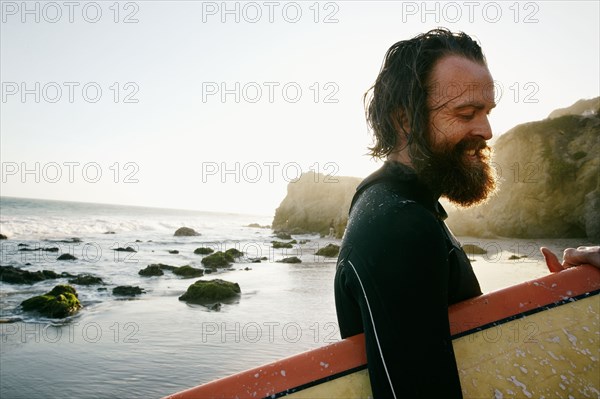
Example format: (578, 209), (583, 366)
(272, 171), (361, 237)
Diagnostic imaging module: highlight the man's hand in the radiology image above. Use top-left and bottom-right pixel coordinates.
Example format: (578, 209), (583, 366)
(540, 246), (600, 272)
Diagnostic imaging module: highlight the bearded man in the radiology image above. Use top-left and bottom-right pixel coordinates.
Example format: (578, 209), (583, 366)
(334, 28), (497, 398)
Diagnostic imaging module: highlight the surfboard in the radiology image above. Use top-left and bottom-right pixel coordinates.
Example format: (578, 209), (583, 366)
(164, 265), (600, 399)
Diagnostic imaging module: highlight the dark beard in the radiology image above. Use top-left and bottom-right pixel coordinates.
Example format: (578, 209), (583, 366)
(414, 137), (497, 207)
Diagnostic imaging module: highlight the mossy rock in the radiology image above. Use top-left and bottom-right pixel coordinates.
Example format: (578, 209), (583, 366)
(21, 285), (82, 318)
(201, 251), (234, 268)
(272, 240), (293, 249)
(224, 248), (243, 258)
(174, 227), (200, 236)
(0, 266), (60, 284)
(462, 244), (488, 255)
(68, 274), (104, 285)
(113, 286), (144, 296)
(508, 255), (521, 260)
(173, 265), (204, 278)
(278, 256), (302, 263)
(155, 263), (177, 271)
(315, 244), (340, 257)
(179, 279), (241, 304)
(275, 232), (292, 240)
(168, 250), (179, 254)
(139, 265), (164, 277)
(194, 247), (214, 255)
(57, 253), (77, 261)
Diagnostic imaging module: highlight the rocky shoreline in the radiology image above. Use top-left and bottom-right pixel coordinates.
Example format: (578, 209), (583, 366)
(0, 226), (342, 321)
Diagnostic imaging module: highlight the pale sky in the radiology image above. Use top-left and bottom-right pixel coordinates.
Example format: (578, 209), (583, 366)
(1, 1), (599, 215)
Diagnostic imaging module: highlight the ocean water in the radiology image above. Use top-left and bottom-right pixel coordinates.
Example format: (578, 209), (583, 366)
(0, 196), (594, 398)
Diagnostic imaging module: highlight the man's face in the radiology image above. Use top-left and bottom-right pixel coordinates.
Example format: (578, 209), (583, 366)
(417, 55), (497, 207)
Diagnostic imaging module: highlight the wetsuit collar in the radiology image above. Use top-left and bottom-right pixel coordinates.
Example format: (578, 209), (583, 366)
(352, 160), (448, 220)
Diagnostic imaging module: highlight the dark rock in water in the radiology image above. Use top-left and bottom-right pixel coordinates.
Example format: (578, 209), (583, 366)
(278, 256), (302, 263)
(173, 265), (204, 278)
(0, 317), (23, 323)
(201, 251), (234, 268)
(272, 240), (293, 249)
(247, 223), (270, 228)
(275, 232), (292, 240)
(113, 286), (144, 296)
(462, 244), (488, 255)
(244, 267), (252, 271)
(68, 275), (104, 285)
(113, 247), (137, 253)
(168, 250), (179, 254)
(53, 238), (82, 243)
(204, 269), (213, 274)
(97, 287), (107, 291)
(194, 247), (214, 255)
(299, 239), (310, 244)
(18, 247), (58, 252)
(135, 239), (142, 243)
(156, 263), (177, 271)
(18, 243), (28, 247)
(0, 234), (7, 240)
(174, 227), (200, 237)
(209, 303), (222, 311)
(57, 253), (77, 261)
(248, 256), (268, 263)
(179, 279), (241, 304)
(21, 285), (82, 318)
(139, 265), (164, 277)
(0, 266), (61, 284)
(224, 248), (243, 258)
(509, 255), (521, 260)
(104, 231), (116, 234)
(315, 244), (340, 257)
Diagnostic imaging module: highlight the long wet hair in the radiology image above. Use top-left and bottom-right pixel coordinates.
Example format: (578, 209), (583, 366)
(365, 28), (487, 160)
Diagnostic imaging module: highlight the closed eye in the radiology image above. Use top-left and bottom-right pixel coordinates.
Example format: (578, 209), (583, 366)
(458, 113), (475, 120)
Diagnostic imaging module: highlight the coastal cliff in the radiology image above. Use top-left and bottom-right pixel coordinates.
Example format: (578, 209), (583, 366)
(273, 98), (599, 240)
(271, 172), (361, 238)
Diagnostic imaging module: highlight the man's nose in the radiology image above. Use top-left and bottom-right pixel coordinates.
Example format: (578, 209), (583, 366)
(475, 116), (493, 140)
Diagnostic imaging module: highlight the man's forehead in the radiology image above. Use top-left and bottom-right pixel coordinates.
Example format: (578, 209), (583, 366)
(427, 55), (495, 107)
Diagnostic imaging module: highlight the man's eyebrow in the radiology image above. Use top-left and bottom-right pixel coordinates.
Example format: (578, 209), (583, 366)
(453, 101), (497, 110)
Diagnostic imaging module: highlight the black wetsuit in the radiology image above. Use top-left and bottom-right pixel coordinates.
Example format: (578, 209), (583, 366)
(334, 161), (482, 398)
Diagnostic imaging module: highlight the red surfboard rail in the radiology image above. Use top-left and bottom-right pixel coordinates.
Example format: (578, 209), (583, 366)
(164, 265), (600, 399)
(164, 333), (367, 399)
(450, 264), (600, 336)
